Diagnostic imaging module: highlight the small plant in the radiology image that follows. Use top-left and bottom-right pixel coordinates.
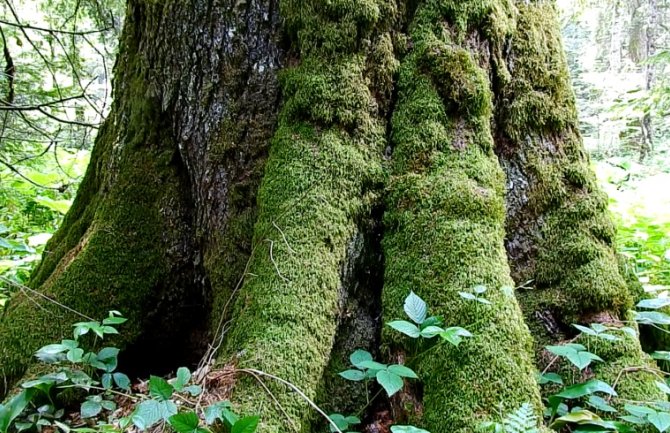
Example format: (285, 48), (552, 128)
(480, 403), (539, 433)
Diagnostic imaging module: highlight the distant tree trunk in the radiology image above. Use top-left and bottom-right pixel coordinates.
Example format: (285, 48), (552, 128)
(0, 0), (664, 431)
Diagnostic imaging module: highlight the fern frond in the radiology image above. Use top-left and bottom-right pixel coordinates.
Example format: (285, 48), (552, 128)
(503, 403), (539, 433)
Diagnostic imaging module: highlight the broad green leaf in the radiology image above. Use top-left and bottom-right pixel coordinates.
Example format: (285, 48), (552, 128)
(439, 327), (472, 346)
(183, 385), (202, 396)
(390, 426), (431, 433)
(328, 414), (348, 432)
(538, 372), (563, 385)
(637, 298), (670, 310)
(656, 381), (670, 395)
(376, 370), (404, 397)
(653, 351), (670, 361)
(203, 402), (232, 425)
(634, 311), (670, 325)
(113, 372), (131, 390)
(404, 291), (427, 324)
(587, 395), (617, 413)
(388, 320), (420, 338)
(648, 412), (670, 433)
(149, 376), (174, 401)
(0, 390), (35, 433)
(169, 412), (200, 433)
(357, 360), (387, 371)
(231, 416), (259, 433)
(349, 350), (373, 369)
(80, 401), (102, 418)
(555, 380), (617, 399)
(419, 326), (443, 339)
(172, 367), (191, 391)
(339, 370), (366, 381)
(550, 410), (603, 429)
(387, 365), (418, 379)
(573, 324), (598, 336)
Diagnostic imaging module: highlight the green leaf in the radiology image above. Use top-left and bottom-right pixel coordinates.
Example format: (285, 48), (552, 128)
(0, 390), (35, 433)
(113, 372), (131, 390)
(652, 351), (670, 361)
(101, 373), (112, 389)
(149, 376), (174, 401)
(173, 367), (191, 391)
(538, 372), (563, 385)
(637, 298), (670, 310)
(573, 324), (598, 336)
(80, 401), (102, 419)
(328, 414), (348, 432)
(546, 345), (603, 370)
(404, 291), (427, 324)
(203, 402), (232, 425)
(339, 370), (366, 381)
(634, 311), (670, 325)
(388, 320), (420, 338)
(376, 370), (404, 397)
(169, 412), (200, 433)
(419, 326), (443, 338)
(550, 410), (603, 429)
(555, 380), (617, 399)
(357, 360), (387, 371)
(183, 385), (202, 396)
(387, 365), (418, 379)
(439, 327), (472, 346)
(231, 416), (259, 433)
(390, 426), (431, 433)
(587, 395), (617, 413)
(349, 350), (373, 369)
(458, 292), (476, 301)
(648, 412), (670, 432)
(66, 348), (84, 363)
(132, 400), (177, 430)
(656, 381), (670, 395)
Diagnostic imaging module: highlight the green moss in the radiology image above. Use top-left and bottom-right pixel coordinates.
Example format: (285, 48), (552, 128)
(497, 0), (664, 409)
(381, 1), (543, 431)
(216, 1), (397, 432)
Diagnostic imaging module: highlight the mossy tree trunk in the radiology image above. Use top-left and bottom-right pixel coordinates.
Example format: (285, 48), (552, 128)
(0, 0), (664, 431)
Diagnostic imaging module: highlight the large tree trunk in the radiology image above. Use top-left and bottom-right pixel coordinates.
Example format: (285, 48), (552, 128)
(0, 0), (663, 430)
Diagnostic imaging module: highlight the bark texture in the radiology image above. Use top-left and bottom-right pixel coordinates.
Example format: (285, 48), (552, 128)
(0, 0), (665, 431)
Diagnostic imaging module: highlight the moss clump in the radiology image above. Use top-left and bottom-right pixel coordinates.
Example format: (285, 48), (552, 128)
(217, 1), (397, 432)
(381, 1), (543, 432)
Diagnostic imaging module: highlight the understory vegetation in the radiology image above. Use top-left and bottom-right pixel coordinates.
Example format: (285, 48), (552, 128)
(1, 0), (669, 432)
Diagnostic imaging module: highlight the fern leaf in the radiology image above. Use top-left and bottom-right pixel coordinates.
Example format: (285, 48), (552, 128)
(503, 403), (539, 433)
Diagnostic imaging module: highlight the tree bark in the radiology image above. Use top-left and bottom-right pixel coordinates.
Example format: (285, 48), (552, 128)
(0, 0), (664, 430)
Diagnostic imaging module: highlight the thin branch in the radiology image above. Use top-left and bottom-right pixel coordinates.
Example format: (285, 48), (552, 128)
(0, 94), (86, 111)
(0, 156), (66, 190)
(0, 19), (112, 36)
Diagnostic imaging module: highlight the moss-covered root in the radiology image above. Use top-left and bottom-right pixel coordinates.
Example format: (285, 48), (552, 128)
(381, 2), (544, 432)
(216, 1), (397, 432)
(0, 4), (200, 398)
(495, 1), (664, 405)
